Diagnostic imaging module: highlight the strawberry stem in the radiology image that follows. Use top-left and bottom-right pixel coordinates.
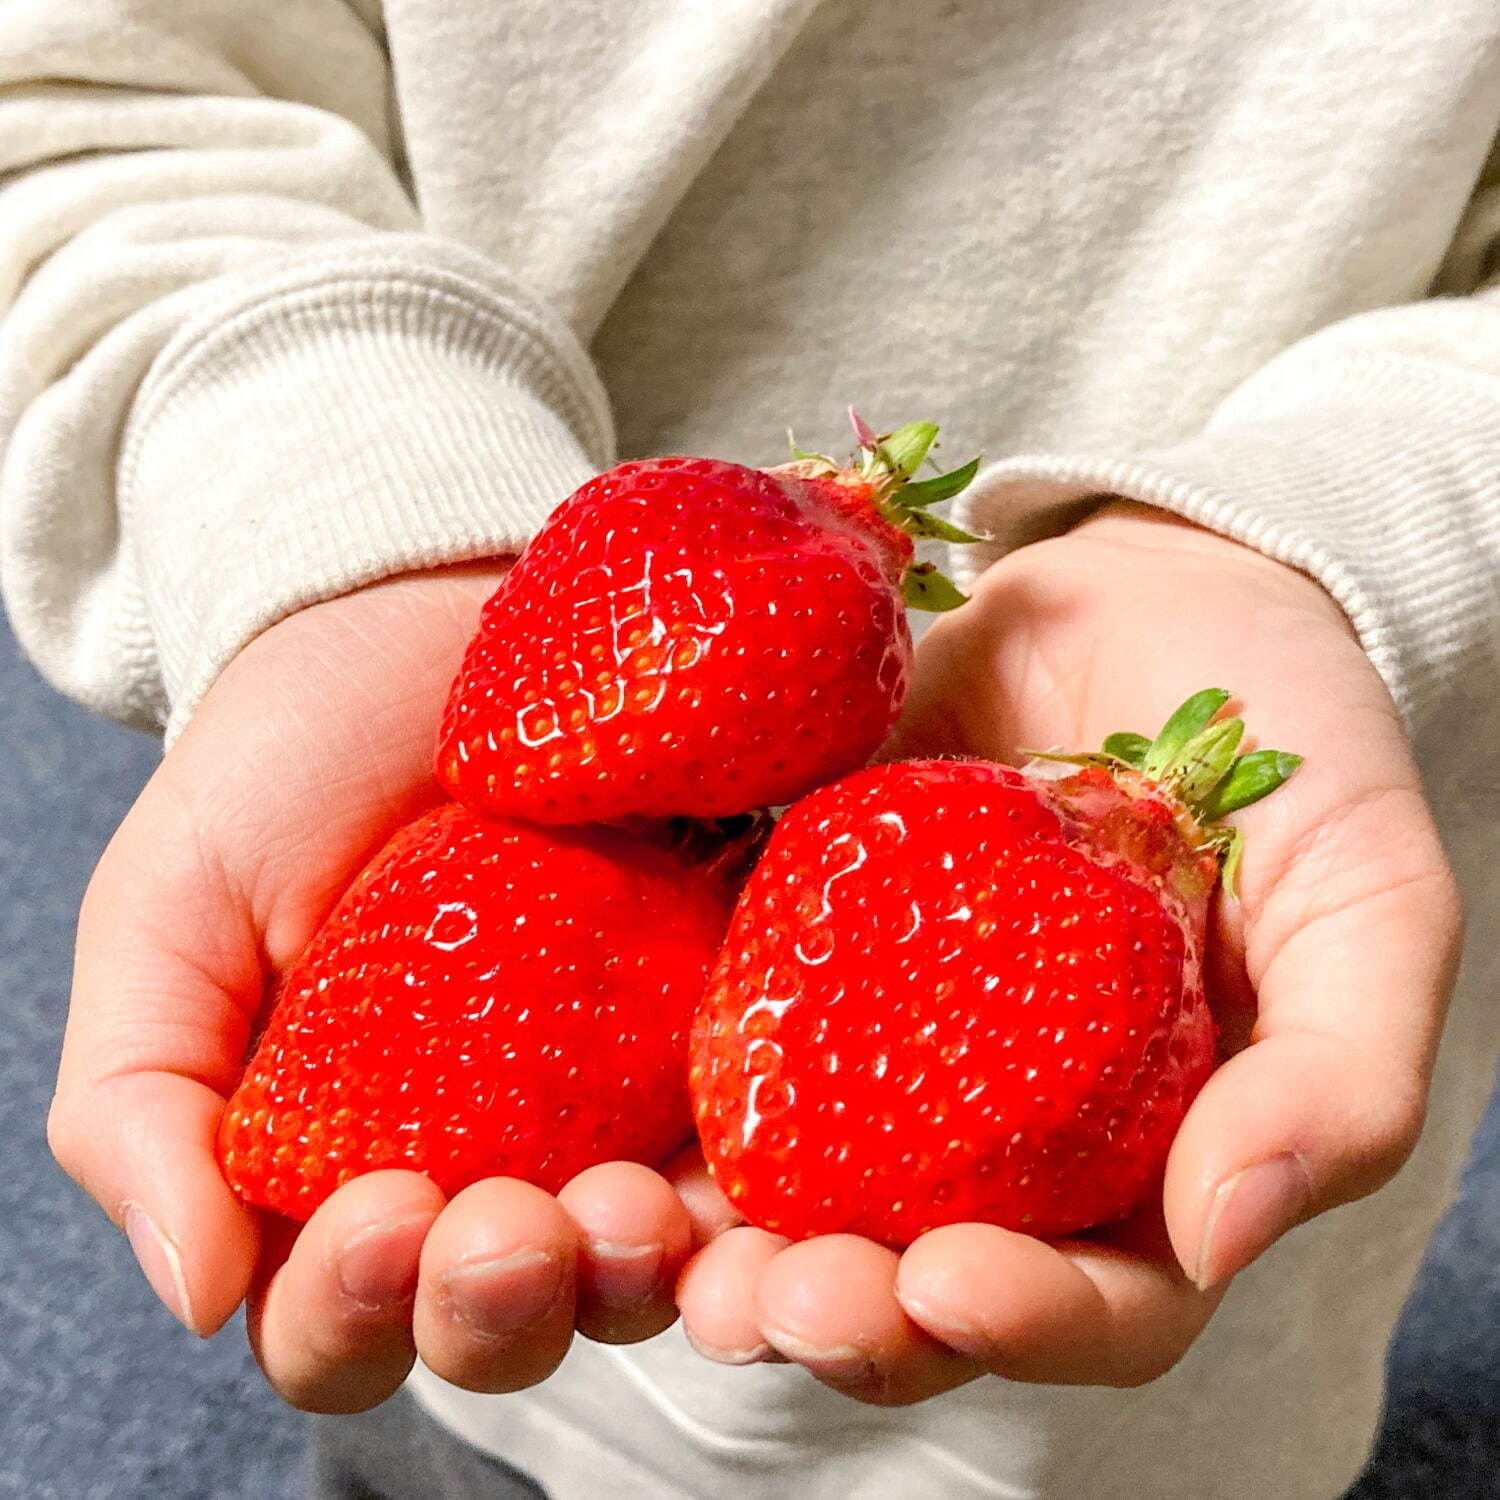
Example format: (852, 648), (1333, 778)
(864, 415), (939, 480)
(902, 563), (968, 612)
(1100, 690), (1303, 895)
(787, 413), (987, 614)
(649, 811), (774, 892)
(1168, 717), (1245, 803)
(1101, 731), (1151, 768)
(847, 407), (881, 451)
(1199, 750), (1305, 820)
(1141, 689), (1230, 776)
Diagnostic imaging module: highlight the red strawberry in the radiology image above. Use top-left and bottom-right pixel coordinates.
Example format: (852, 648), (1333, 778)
(689, 691), (1300, 1246)
(435, 413), (980, 824)
(218, 803), (748, 1222)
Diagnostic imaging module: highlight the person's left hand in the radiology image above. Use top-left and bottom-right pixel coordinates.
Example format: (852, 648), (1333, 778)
(674, 502), (1462, 1403)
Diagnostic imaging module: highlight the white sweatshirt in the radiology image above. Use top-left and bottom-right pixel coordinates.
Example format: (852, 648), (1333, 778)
(2, 2), (1498, 1497)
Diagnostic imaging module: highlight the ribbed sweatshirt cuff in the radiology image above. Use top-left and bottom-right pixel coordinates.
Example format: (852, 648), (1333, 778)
(951, 349), (1500, 726)
(119, 250), (614, 741)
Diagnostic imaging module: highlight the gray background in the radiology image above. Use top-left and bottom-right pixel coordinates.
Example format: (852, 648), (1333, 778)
(1, 616), (1495, 1500)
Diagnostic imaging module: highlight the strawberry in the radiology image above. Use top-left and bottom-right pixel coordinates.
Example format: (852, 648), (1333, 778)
(689, 691), (1300, 1246)
(218, 803), (750, 1222)
(435, 412), (981, 824)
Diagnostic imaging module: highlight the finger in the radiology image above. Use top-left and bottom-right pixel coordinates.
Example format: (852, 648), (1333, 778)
(558, 1162), (693, 1344)
(898, 1217), (1219, 1388)
(1167, 776), (1461, 1290)
(246, 1171), (443, 1413)
(660, 1144), (742, 1245)
(756, 1235), (979, 1405)
(413, 1178), (578, 1394)
(47, 1067), (259, 1338)
(49, 784), (269, 1336)
(677, 1225), (788, 1365)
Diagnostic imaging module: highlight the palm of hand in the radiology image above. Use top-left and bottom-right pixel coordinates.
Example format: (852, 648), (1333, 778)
(673, 504), (1459, 1402)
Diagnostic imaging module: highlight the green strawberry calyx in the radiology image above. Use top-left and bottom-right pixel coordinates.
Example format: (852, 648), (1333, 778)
(783, 408), (986, 614)
(1028, 688), (1303, 894)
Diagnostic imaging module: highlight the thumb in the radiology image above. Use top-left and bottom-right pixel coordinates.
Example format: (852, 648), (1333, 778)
(1163, 793), (1460, 1290)
(49, 775), (264, 1335)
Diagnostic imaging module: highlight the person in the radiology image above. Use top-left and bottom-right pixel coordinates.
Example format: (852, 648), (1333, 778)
(6, 2), (1497, 1496)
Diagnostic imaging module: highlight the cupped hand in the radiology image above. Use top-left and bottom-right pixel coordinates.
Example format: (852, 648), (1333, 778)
(46, 565), (706, 1413)
(677, 501), (1462, 1404)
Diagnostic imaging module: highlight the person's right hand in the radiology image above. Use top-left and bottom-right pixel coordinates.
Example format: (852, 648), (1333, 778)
(46, 564), (727, 1413)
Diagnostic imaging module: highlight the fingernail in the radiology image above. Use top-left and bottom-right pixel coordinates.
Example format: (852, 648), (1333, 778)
(683, 1326), (774, 1366)
(586, 1239), (662, 1305)
(443, 1250), (563, 1339)
(124, 1204), (196, 1335)
(760, 1326), (876, 1385)
(1194, 1153), (1311, 1290)
(896, 1292), (984, 1355)
(337, 1215), (431, 1311)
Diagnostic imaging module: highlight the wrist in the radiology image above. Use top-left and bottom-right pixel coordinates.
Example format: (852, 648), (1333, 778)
(1061, 500), (1357, 639)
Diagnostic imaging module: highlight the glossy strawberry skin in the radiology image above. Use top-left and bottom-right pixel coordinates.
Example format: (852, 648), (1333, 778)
(219, 803), (734, 1222)
(689, 759), (1219, 1247)
(435, 456), (912, 825)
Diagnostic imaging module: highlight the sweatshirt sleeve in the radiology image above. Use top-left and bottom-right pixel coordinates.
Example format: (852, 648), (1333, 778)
(951, 164), (1500, 734)
(0, 0), (613, 739)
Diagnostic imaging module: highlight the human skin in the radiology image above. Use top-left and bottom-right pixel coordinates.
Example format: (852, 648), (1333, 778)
(48, 505), (1459, 1410)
